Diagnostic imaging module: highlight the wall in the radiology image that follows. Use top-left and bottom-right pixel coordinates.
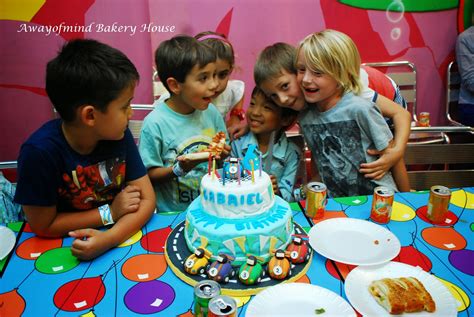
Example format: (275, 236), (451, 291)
(0, 0), (470, 161)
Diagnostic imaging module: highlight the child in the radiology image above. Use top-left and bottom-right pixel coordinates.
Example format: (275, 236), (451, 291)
(139, 35), (230, 212)
(294, 29), (404, 197)
(156, 31), (247, 140)
(13, 39), (156, 260)
(231, 87), (302, 201)
(254, 41), (411, 192)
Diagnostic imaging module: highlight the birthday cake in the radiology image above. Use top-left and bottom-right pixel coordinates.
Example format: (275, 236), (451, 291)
(184, 159), (295, 265)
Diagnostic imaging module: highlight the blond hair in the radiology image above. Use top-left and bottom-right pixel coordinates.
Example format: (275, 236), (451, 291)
(297, 29), (362, 95)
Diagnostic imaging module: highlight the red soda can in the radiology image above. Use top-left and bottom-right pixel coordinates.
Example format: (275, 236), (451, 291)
(305, 182), (327, 219)
(194, 280), (221, 317)
(370, 186), (395, 224)
(427, 185), (451, 223)
(419, 112), (430, 127)
(208, 295), (237, 317)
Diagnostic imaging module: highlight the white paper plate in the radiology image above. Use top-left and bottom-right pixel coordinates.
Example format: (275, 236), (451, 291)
(344, 261), (457, 316)
(246, 282), (356, 317)
(0, 226), (16, 261)
(308, 218), (400, 265)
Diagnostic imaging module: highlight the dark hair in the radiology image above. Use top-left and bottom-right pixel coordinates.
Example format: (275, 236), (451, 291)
(195, 31), (235, 67)
(46, 39), (139, 122)
(154, 35), (216, 93)
(254, 42), (297, 87)
(251, 86), (298, 132)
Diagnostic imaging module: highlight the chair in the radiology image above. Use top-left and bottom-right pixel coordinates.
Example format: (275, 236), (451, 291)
(129, 104), (155, 144)
(362, 61), (449, 145)
(445, 61), (464, 126)
(0, 161), (18, 183)
(404, 143), (474, 190)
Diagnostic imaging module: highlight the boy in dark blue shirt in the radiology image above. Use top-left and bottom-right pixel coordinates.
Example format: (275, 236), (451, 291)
(14, 39), (155, 260)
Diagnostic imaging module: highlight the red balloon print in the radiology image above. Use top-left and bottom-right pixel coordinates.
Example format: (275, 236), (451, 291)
(393, 246), (432, 272)
(141, 226), (172, 253)
(416, 206), (458, 226)
(53, 276), (105, 312)
(0, 289), (26, 316)
(16, 236), (63, 260)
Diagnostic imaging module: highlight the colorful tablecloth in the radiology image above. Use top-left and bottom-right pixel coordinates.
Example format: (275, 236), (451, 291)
(0, 188), (473, 316)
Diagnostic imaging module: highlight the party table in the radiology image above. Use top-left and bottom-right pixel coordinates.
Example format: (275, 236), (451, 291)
(1, 188), (473, 316)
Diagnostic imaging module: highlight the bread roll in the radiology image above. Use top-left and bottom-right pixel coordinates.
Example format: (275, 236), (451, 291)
(368, 277), (436, 314)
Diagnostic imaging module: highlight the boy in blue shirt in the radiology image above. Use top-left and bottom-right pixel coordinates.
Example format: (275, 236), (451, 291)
(139, 35), (230, 212)
(231, 87), (302, 201)
(14, 39), (156, 260)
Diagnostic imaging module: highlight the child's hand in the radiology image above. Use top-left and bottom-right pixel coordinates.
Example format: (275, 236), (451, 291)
(177, 155), (209, 172)
(215, 144), (231, 160)
(269, 175), (280, 195)
(109, 185), (141, 221)
(227, 121), (249, 141)
(360, 142), (403, 180)
(69, 228), (110, 260)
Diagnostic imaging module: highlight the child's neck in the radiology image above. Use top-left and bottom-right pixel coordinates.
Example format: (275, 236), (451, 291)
(61, 122), (97, 155)
(256, 131), (277, 154)
(166, 95), (195, 115)
(316, 89), (343, 112)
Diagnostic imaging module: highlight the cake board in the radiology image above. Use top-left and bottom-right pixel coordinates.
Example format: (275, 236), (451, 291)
(165, 220), (312, 296)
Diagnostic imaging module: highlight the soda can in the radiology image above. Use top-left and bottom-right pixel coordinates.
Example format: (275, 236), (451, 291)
(208, 295), (237, 317)
(194, 280), (221, 317)
(305, 182), (327, 219)
(370, 186), (395, 224)
(427, 185), (451, 223)
(419, 112), (430, 127)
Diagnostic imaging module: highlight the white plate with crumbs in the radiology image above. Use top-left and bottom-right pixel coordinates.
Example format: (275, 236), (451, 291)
(0, 226), (16, 261)
(344, 261), (457, 316)
(308, 218), (400, 265)
(246, 282), (356, 317)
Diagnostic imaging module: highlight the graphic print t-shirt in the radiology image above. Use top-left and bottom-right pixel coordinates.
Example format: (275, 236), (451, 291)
(14, 119), (146, 211)
(138, 101), (227, 212)
(299, 92), (398, 198)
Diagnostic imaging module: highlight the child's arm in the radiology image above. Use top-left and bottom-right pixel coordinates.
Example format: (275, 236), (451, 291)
(391, 158), (411, 192)
(24, 175), (155, 260)
(69, 175), (155, 260)
(359, 94), (411, 180)
(227, 96), (249, 140)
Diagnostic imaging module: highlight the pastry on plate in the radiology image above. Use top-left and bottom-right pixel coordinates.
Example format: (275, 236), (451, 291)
(368, 277), (436, 314)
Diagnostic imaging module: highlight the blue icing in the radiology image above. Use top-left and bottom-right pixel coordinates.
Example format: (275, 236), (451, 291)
(228, 194), (238, 207)
(202, 189), (264, 208)
(190, 197), (290, 232)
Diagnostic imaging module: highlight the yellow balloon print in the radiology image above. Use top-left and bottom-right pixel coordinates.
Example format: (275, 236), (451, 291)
(451, 190), (474, 210)
(80, 310), (96, 317)
(391, 201), (416, 221)
(118, 230), (143, 247)
(233, 295), (251, 307)
(437, 276), (470, 312)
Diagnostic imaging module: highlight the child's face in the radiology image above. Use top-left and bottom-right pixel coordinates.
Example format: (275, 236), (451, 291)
(246, 92), (283, 136)
(259, 69), (306, 111)
(296, 49), (341, 109)
(95, 82), (135, 140)
(212, 58), (232, 99)
(179, 62), (218, 111)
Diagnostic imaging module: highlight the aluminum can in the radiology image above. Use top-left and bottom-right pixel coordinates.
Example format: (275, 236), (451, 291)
(305, 182), (327, 219)
(370, 186), (395, 224)
(194, 280), (221, 317)
(208, 295), (237, 317)
(427, 185), (451, 223)
(419, 112), (430, 127)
